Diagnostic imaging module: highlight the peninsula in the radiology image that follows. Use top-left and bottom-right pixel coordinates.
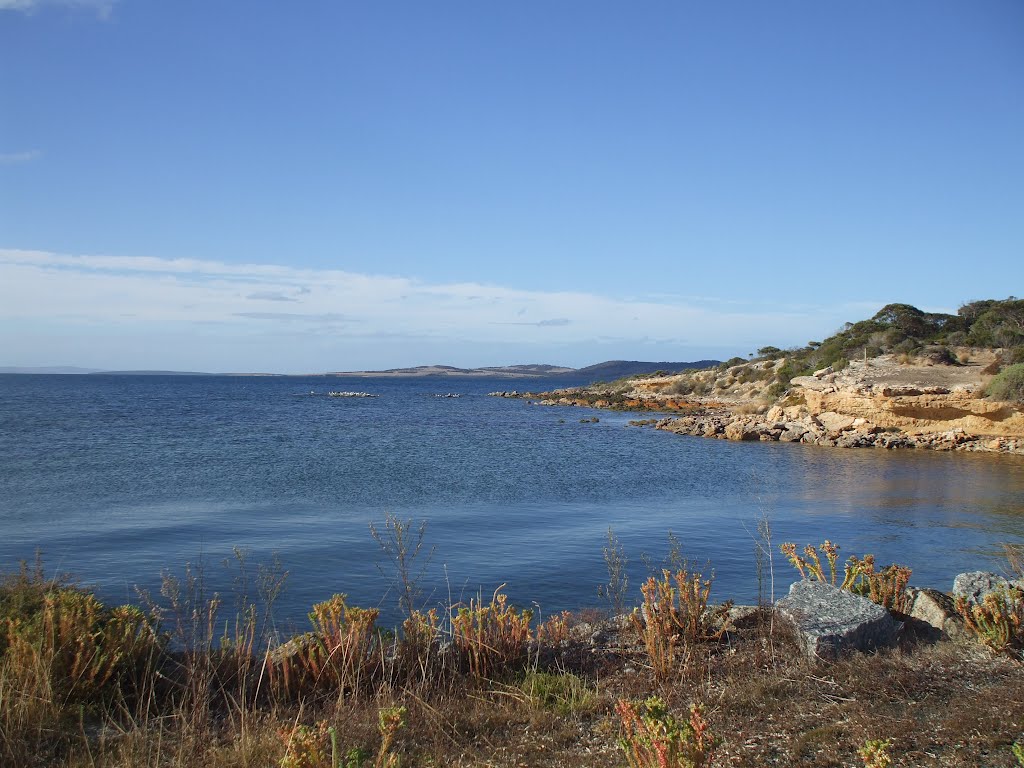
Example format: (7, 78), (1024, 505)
(501, 299), (1024, 455)
(325, 359), (719, 379)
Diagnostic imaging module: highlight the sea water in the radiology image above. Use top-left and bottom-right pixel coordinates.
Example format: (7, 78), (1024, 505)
(2, 373), (1023, 629)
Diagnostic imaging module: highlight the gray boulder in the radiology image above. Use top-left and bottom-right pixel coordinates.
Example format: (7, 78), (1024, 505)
(779, 423), (809, 442)
(776, 581), (899, 660)
(952, 571), (1021, 605)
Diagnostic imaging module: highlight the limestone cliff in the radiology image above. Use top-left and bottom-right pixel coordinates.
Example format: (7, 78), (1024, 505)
(504, 350), (1024, 455)
(790, 355), (1024, 438)
(653, 352), (1024, 454)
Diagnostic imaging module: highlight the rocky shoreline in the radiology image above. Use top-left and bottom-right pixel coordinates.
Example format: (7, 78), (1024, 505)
(493, 353), (1024, 456)
(652, 405), (1024, 454)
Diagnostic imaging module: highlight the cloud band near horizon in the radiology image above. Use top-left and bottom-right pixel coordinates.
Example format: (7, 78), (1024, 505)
(0, 248), (874, 371)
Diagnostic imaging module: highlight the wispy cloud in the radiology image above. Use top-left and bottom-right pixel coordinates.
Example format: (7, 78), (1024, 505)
(494, 318), (571, 328)
(0, 150), (42, 165)
(0, 248), (872, 369)
(246, 290), (298, 302)
(0, 0), (115, 17)
(233, 312), (352, 323)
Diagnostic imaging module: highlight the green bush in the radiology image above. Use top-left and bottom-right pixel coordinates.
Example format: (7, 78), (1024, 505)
(668, 379), (694, 396)
(924, 345), (957, 365)
(986, 363), (1024, 403)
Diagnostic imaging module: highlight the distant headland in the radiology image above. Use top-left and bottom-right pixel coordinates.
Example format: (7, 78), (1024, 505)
(0, 360), (720, 380)
(322, 360), (720, 379)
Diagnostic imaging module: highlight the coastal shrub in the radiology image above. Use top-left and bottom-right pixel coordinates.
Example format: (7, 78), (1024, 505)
(893, 338), (921, 356)
(598, 527), (630, 618)
(278, 708), (404, 768)
(695, 297), (1024, 391)
(955, 586), (1024, 655)
(781, 541), (845, 586)
(369, 512), (433, 624)
(781, 542), (912, 612)
(858, 738), (894, 768)
(399, 607), (441, 677)
(519, 670), (595, 716)
(668, 378), (695, 396)
(924, 345), (957, 365)
(3, 579), (160, 703)
(452, 586), (533, 678)
(278, 720), (336, 768)
(616, 696), (717, 768)
(1, 562), (163, 766)
(0, 556), (53, 656)
(308, 596), (379, 691)
(631, 568), (731, 680)
(267, 595), (379, 697)
(536, 609), (572, 647)
(845, 556), (913, 614)
(986, 363), (1024, 403)
(965, 298), (1024, 348)
(375, 706), (407, 768)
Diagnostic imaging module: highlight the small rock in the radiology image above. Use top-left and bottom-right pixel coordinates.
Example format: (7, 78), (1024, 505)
(724, 421), (761, 441)
(779, 426), (807, 442)
(725, 604), (761, 631)
(816, 411), (857, 433)
(908, 588), (967, 640)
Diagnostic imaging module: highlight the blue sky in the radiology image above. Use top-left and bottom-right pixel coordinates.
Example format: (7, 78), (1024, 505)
(1, 1), (1021, 372)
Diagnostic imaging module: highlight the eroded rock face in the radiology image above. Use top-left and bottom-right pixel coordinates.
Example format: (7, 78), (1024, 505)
(775, 581), (899, 660)
(792, 356), (1024, 440)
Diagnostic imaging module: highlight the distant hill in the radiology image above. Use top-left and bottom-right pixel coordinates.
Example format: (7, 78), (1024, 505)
(0, 366), (104, 374)
(557, 360), (720, 381)
(330, 360), (719, 380)
(3, 360), (722, 379)
(322, 364), (575, 378)
(88, 370), (215, 376)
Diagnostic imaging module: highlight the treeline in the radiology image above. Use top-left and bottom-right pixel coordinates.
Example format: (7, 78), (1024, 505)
(736, 297), (1024, 399)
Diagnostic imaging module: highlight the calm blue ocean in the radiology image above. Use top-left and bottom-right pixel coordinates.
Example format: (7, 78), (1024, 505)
(2, 373), (1023, 629)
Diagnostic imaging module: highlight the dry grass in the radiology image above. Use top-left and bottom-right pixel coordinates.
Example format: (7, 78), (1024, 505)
(3, 555), (1024, 768)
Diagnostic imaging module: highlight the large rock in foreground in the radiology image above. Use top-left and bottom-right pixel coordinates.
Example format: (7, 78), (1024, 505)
(776, 581), (899, 660)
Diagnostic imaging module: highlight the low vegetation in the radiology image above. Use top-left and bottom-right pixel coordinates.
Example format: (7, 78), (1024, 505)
(986, 363), (1024, 403)
(765, 297), (1024, 380)
(550, 297), (1024, 409)
(3, 532), (1024, 768)
(955, 586), (1024, 656)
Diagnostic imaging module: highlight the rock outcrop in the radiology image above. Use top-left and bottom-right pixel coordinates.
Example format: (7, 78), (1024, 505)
(653, 355), (1024, 455)
(507, 351), (1024, 454)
